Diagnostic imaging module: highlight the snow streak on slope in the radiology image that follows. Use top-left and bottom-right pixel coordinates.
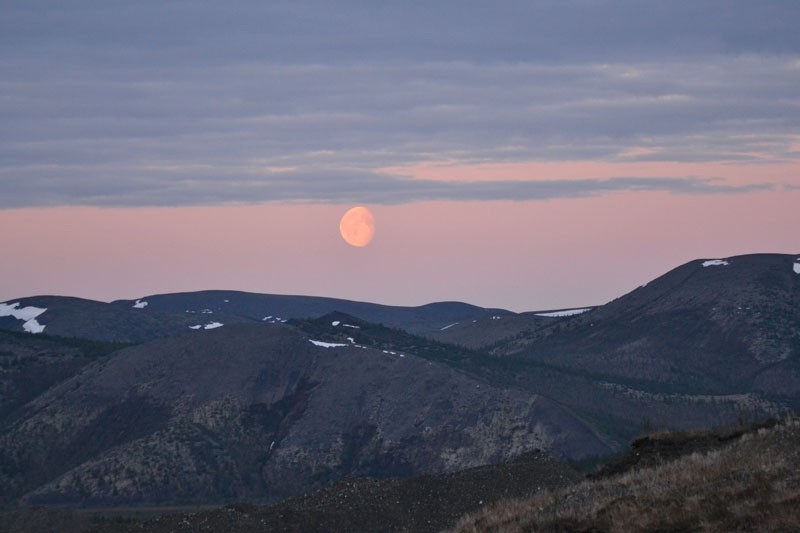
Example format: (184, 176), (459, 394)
(535, 308), (593, 317)
(309, 339), (349, 348)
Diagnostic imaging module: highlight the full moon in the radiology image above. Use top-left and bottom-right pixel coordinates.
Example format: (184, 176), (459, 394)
(339, 206), (375, 247)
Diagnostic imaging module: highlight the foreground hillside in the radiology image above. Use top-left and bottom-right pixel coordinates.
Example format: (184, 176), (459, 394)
(2, 417), (797, 532)
(454, 417), (800, 532)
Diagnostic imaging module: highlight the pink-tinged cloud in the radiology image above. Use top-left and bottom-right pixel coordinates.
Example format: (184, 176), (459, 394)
(377, 159), (799, 186)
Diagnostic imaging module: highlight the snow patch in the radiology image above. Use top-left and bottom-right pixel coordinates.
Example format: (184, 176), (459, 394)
(702, 259), (729, 267)
(0, 302), (47, 321)
(535, 308), (593, 318)
(0, 302), (48, 334)
(440, 322), (459, 331)
(189, 322), (223, 330)
(332, 320), (341, 326)
(132, 299), (148, 309)
(23, 319), (46, 333)
(794, 262), (800, 275)
(343, 323), (360, 329)
(309, 339), (348, 348)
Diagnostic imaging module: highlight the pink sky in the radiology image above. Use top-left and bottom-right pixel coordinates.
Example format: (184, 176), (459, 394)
(2, 170), (798, 312)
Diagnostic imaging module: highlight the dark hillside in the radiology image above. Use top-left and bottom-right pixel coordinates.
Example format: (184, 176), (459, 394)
(0, 331), (127, 426)
(4, 418), (798, 533)
(495, 254), (800, 398)
(0, 323), (610, 509)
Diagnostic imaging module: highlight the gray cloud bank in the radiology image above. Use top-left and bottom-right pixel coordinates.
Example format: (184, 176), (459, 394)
(0, 168), (772, 208)
(1, 1), (798, 208)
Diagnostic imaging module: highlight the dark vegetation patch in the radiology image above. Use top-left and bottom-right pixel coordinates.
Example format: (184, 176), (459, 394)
(589, 417), (782, 480)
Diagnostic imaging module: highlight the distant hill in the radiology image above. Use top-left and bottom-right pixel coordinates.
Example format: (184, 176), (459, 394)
(425, 253), (800, 446)
(444, 253), (800, 444)
(495, 253), (800, 398)
(0, 291), (511, 342)
(0, 296), (221, 343)
(111, 290), (512, 335)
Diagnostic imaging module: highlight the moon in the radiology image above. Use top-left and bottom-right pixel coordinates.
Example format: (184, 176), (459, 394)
(339, 206), (375, 247)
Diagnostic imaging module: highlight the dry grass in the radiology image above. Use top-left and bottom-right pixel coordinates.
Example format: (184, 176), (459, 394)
(452, 417), (800, 532)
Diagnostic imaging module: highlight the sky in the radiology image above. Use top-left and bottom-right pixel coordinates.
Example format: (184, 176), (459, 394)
(1, 1), (799, 312)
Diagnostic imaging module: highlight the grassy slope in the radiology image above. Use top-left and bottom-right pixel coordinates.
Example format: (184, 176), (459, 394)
(453, 417), (800, 532)
(3, 417), (800, 532)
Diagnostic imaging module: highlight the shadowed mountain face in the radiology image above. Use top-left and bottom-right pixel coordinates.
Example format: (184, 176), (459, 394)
(438, 254), (800, 446)
(0, 323), (610, 507)
(493, 254), (800, 399)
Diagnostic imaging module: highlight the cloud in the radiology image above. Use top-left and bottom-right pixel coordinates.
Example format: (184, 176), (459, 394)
(0, 2), (797, 208)
(0, 165), (773, 208)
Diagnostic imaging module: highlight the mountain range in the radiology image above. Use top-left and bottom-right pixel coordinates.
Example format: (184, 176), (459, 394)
(1, 252), (798, 513)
